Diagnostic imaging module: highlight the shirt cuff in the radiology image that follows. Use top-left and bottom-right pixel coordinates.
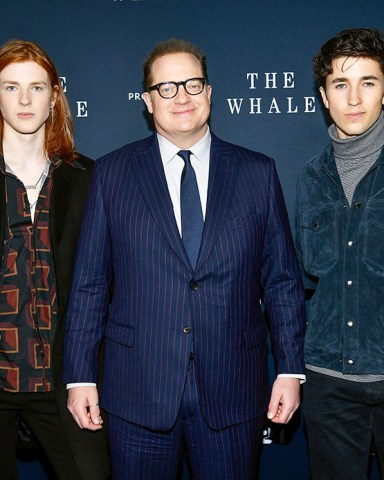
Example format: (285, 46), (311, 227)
(277, 373), (306, 384)
(66, 382), (97, 389)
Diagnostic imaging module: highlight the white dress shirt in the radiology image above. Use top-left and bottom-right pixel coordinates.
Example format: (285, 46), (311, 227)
(157, 128), (211, 235)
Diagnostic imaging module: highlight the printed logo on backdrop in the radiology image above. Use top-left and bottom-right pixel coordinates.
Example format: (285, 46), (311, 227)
(227, 71), (316, 115)
(60, 77), (88, 118)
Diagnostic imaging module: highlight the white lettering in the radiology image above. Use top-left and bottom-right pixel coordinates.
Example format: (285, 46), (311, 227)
(287, 97), (298, 113)
(249, 98), (262, 114)
(304, 96), (316, 112)
(246, 73), (259, 89)
(283, 72), (295, 88)
(60, 76), (67, 93)
(265, 73), (277, 89)
(227, 98), (243, 114)
(128, 92), (142, 100)
(268, 98), (281, 113)
(76, 101), (88, 117)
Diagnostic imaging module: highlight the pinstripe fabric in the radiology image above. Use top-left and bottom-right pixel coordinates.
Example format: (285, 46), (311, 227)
(107, 363), (264, 480)
(63, 133), (305, 432)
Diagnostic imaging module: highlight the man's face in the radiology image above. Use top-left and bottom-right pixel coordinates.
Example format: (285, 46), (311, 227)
(0, 61), (57, 140)
(142, 52), (212, 149)
(320, 56), (384, 139)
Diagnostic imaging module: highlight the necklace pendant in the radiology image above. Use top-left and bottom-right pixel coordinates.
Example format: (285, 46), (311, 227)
(24, 170), (45, 190)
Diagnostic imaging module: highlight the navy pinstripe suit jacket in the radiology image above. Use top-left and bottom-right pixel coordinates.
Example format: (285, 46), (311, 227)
(63, 133), (305, 431)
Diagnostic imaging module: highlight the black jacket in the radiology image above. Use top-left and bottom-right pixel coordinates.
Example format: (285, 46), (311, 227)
(0, 154), (111, 480)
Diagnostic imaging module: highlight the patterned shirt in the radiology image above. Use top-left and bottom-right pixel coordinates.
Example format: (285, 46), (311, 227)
(0, 158), (60, 392)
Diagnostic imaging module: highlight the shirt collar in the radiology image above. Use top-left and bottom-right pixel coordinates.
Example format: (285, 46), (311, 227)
(0, 156), (57, 177)
(157, 128), (212, 166)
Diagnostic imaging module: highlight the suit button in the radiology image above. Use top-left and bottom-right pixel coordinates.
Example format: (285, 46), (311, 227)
(190, 282), (198, 291)
(189, 352), (195, 360)
(183, 326), (192, 334)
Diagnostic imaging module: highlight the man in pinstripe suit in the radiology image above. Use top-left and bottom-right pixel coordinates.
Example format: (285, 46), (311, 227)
(63, 39), (306, 479)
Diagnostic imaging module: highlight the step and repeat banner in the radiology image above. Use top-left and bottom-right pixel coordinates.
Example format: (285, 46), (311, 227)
(1, 1), (383, 478)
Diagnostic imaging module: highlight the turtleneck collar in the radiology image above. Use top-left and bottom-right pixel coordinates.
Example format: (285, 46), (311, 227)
(329, 111), (384, 163)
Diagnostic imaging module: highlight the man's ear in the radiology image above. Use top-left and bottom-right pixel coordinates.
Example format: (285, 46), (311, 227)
(51, 85), (59, 108)
(142, 92), (153, 114)
(319, 86), (329, 109)
(207, 84), (212, 105)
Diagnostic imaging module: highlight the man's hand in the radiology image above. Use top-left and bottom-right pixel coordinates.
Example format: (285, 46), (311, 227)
(67, 386), (103, 431)
(267, 377), (301, 424)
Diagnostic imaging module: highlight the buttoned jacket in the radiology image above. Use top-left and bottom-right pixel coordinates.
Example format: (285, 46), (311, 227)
(64, 133), (306, 431)
(296, 143), (384, 374)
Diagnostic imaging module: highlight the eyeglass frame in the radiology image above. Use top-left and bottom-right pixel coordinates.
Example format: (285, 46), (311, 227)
(147, 77), (208, 99)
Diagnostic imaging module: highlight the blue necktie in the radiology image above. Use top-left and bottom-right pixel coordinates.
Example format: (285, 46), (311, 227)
(178, 150), (203, 269)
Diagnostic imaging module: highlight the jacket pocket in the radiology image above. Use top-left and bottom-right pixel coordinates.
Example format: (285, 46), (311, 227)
(363, 203), (384, 270)
(105, 321), (135, 347)
(228, 214), (258, 230)
(300, 207), (338, 275)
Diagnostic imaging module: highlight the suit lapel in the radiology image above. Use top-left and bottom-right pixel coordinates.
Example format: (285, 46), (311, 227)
(132, 134), (239, 273)
(50, 163), (70, 253)
(0, 174), (6, 250)
(195, 135), (239, 271)
(132, 135), (192, 270)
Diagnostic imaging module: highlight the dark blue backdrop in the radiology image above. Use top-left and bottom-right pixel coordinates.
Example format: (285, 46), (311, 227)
(1, 1), (383, 478)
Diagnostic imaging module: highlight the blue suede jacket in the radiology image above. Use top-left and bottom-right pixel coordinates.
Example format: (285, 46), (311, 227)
(296, 143), (384, 374)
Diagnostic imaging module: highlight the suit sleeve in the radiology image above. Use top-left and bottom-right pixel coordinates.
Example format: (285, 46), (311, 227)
(260, 160), (306, 375)
(63, 160), (113, 384)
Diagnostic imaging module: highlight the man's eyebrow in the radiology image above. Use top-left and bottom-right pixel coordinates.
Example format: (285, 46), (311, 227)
(360, 75), (380, 81)
(331, 75), (380, 84)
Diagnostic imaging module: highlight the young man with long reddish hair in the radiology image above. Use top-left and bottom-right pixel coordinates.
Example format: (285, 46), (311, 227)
(0, 39), (110, 480)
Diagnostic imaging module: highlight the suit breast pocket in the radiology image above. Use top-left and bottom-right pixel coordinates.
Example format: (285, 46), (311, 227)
(228, 214), (259, 230)
(300, 208), (339, 275)
(227, 214), (264, 257)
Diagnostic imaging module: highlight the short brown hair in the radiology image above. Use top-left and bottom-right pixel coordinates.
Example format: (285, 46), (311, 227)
(313, 28), (384, 89)
(143, 38), (208, 91)
(0, 39), (76, 163)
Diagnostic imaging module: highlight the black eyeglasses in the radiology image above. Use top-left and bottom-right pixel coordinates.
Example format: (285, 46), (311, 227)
(147, 77), (207, 99)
